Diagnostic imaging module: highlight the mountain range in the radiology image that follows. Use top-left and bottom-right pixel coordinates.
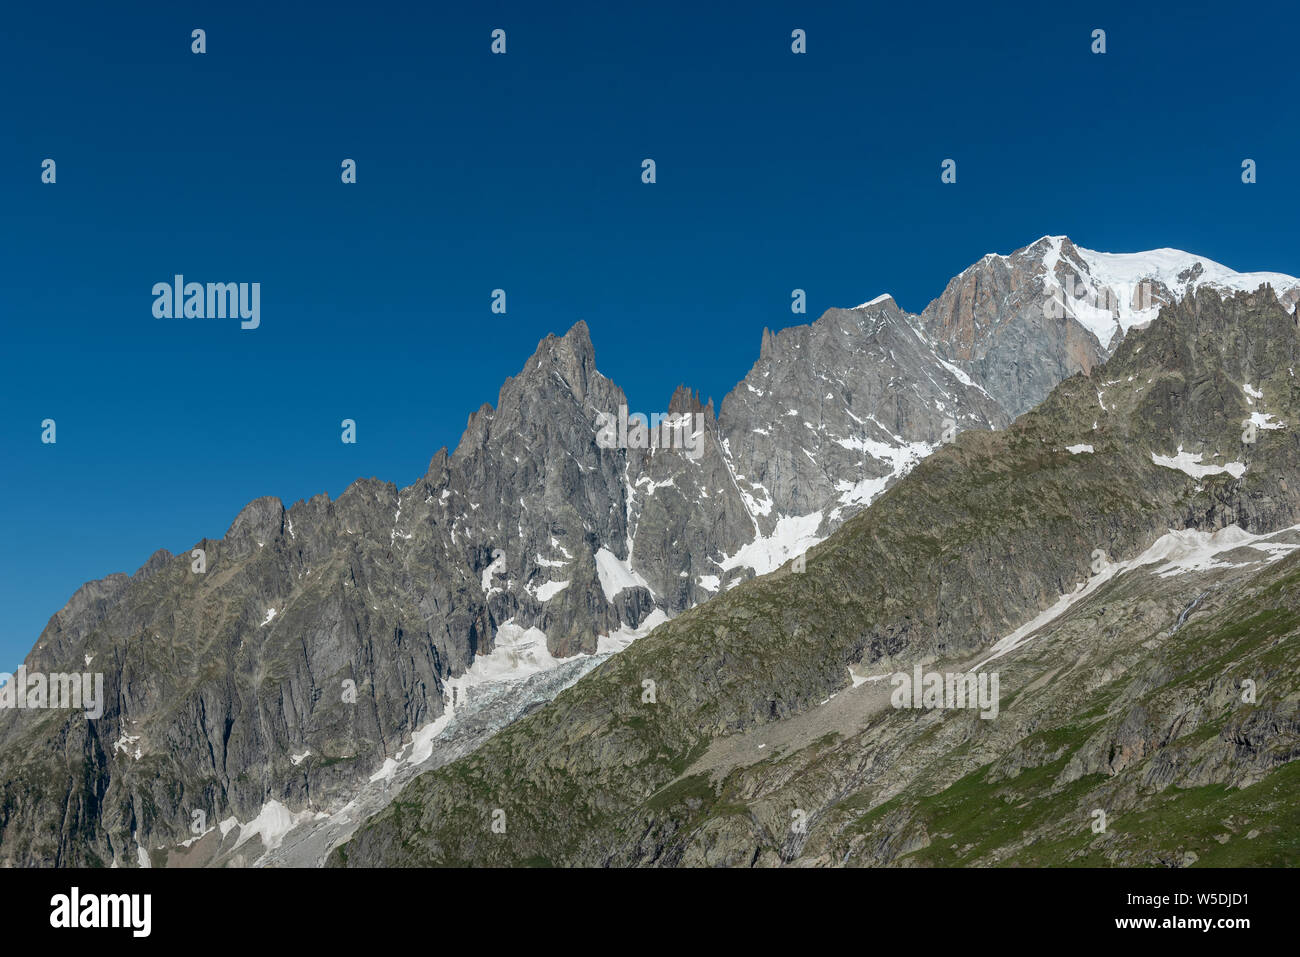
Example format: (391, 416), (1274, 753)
(2, 235), (1297, 867)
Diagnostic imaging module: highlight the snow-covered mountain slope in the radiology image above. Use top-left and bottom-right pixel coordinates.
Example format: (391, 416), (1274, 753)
(923, 235), (1299, 416)
(1047, 235), (1299, 348)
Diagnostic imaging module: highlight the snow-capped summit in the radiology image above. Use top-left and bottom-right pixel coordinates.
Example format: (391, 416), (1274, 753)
(921, 235), (1299, 416)
(1041, 235), (1298, 348)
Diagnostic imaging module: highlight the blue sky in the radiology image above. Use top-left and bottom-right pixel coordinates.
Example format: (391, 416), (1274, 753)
(2, 0), (1297, 665)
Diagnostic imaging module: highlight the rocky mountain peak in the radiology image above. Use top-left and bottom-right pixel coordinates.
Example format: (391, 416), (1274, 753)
(223, 496), (288, 558)
(524, 319), (599, 403)
(668, 384), (713, 417)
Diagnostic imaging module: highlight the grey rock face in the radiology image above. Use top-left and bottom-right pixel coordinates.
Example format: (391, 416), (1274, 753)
(626, 298), (1008, 604)
(718, 300), (1007, 529)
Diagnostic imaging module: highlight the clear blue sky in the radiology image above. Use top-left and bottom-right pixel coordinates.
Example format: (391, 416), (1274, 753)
(2, 0), (1297, 665)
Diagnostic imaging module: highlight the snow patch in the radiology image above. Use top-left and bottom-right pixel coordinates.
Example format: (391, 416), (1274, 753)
(481, 550), (506, 594)
(595, 547), (651, 600)
(595, 608), (670, 654)
(231, 800), (319, 854)
(937, 357), (976, 388)
(1249, 411), (1284, 430)
(1151, 447), (1246, 479)
(717, 512), (823, 578)
(447, 620), (561, 694)
(531, 578), (571, 602)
